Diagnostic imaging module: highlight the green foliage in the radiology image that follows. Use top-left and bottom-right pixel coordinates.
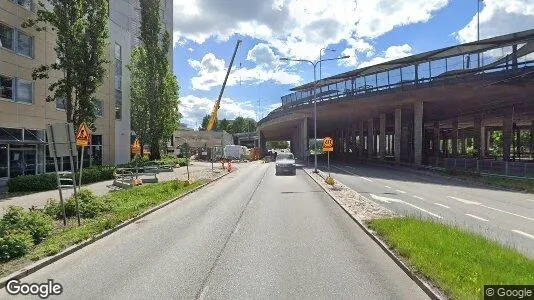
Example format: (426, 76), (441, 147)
(7, 173), (57, 193)
(218, 119), (230, 131)
(368, 217), (534, 299)
(267, 141), (289, 150)
(0, 231), (33, 262)
(22, 0), (109, 129)
(130, 0), (180, 160)
(43, 189), (111, 219)
(0, 206), (54, 259)
(7, 166), (116, 193)
(200, 115), (212, 131)
(227, 116), (257, 134)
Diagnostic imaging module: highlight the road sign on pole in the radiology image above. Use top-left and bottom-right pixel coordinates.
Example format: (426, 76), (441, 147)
(76, 122), (91, 147)
(323, 137), (334, 176)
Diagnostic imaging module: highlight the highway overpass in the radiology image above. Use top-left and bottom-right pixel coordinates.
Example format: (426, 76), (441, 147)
(258, 29), (534, 169)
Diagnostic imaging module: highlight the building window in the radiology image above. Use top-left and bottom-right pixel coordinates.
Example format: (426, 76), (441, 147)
(16, 31), (33, 57)
(95, 99), (103, 117)
(115, 43), (122, 120)
(0, 74), (13, 100)
(16, 79), (32, 103)
(0, 24), (14, 50)
(56, 97), (66, 110)
(115, 90), (122, 120)
(10, 0), (34, 11)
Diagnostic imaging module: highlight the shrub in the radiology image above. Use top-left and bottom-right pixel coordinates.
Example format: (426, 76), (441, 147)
(0, 206), (53, 244)
(43, 190), (110, 219)
(0, 230), (34, 262)
(7, 173), (57, 193)
(6, 166), (116, 193)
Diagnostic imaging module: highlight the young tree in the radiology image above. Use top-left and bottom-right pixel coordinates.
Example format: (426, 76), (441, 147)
(130, 0), (180, 160)
(23, 0), (109, 129)
(199, 114), (212, 131)
(218, 119), (230, 132)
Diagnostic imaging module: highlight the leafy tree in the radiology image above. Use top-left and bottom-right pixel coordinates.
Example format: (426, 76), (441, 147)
(130, 0), (180, 160)
(226, 117), (257, 134)
(23, 0), (109, 129)
(218, 119), (230, 131)
(199, 114), (213, 131)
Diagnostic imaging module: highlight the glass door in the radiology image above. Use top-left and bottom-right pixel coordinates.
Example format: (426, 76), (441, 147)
(9, 145), (37, 177)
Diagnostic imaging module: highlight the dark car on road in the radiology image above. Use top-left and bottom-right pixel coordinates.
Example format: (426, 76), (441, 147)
(275, 153), (296, 175)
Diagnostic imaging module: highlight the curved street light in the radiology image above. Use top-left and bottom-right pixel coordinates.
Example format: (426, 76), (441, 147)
(280, 54), (350, 173)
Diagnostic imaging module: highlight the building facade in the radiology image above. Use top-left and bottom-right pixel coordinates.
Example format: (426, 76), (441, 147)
(0, 0), (173, 182)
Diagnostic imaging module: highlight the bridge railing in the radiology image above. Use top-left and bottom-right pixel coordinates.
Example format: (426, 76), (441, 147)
(277, 42), (534, 110)
(432, 157), (534, 179)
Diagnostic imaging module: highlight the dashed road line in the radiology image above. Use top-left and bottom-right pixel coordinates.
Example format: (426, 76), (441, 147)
(465, 214), (489, 222)
(396, 189), (407, 194)
(434, 203), (450, 209)
(403, 202), (443, 219)
(447, 196), (481, 205)
(512, 230), (534, 240)
(384, 185), (392, 189)
(332, 165), (373, 182)
(413, 195), (424, 200)
(359, 176), (374, 182)
(479, 204), (534, 222)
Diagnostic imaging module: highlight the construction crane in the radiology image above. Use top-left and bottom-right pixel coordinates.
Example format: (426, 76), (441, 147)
(207, 39), (242, 131)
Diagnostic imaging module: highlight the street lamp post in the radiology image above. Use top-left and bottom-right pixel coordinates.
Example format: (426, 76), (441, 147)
(280, 54), (350, 173)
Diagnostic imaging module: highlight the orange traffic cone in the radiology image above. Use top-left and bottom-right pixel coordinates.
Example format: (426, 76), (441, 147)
(227, 161), (233, 172)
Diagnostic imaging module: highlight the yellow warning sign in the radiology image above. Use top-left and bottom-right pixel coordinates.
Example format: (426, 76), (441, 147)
(76, 122), (91, 147)
(131, 138), (141, 154)
(323, 137), (334, 152)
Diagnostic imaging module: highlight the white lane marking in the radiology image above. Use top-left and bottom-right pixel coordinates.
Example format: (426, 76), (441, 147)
(465, 214), (489, 222)
(396, 189), (407, 194)
(479, 204), (534, 222)
(413, 195), (424, 200)
(434, 203), (450, 209)
(512, 230), (534, 240)
(384, 185), (392, 189)
(370, 194), (442, 219)
(332, 165), (373, 182)
(447, 196), (481, 205)
(402, 202), (443, 219)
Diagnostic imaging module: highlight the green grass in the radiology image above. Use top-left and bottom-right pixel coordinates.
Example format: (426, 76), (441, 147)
(0, 180), (203, 278)
(368, 217), (534, 300)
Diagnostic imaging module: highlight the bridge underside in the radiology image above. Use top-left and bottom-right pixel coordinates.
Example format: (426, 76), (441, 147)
(259, 71), (534, 167)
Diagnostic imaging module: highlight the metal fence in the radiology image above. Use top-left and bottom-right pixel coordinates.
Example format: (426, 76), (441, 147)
(434, 158), (534, 178)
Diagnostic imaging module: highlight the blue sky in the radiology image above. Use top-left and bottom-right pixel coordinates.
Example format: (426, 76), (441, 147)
(171, 0), (534, 129)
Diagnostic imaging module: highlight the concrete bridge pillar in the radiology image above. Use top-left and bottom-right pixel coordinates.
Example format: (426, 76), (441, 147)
(433, 122), (440, 159)
(414, 101), (423, 165)
(451, 119), (459, 156)
(530, 121), (534, 159)
(503, 117), (513, 161)
(380, 114), (387, 159)
(358, 120), (365, 159)
(394, 108), (402, 162)
(474, 117), (482, 158)
(368, 117), (375, 158)
(259, 131), (267, 156)
(300, 118), (308, 161)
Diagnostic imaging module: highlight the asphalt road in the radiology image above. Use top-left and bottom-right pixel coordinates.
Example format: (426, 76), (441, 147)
(324, 161), (534, 257)
(1, 162), (428, 299)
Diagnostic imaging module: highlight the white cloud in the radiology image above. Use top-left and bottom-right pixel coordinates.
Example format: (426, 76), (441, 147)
(339, 38), (374, 67)
(179, 95), (258, 128)
(188, 51), (302, 91)
(455, 0), (534, 43)
(188, 47), (194, 52)
(173, 0), (449, 62)
(358, 44), (413, 68)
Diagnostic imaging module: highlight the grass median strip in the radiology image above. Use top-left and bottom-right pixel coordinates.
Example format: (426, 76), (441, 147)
(0, 179), (203, 278)
(367, 217), (534, 300)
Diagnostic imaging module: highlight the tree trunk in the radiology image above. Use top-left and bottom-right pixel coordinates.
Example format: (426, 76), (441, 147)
(149, 141), (161, 160)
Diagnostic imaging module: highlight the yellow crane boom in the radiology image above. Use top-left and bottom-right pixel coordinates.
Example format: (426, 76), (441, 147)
(207, 39), (242, 131)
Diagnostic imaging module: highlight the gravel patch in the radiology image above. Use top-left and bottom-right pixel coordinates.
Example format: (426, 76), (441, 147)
(305, 168), (396, 221)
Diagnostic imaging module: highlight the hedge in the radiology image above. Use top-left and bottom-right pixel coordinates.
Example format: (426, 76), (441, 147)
(7, 165), (116, 193)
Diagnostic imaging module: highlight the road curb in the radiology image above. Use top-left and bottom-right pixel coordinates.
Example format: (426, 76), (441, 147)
(303, 168), (446, 300)
(0, 170), (232, 288)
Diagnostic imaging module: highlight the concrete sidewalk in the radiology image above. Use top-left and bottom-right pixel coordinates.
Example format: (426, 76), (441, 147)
(0, 161), (225, 214)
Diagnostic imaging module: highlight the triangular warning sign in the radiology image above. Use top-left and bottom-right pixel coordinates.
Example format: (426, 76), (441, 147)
(76, 122), (91, 147)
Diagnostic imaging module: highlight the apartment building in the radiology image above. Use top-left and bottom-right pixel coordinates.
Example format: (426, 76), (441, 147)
(0, 0), (173, 182)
